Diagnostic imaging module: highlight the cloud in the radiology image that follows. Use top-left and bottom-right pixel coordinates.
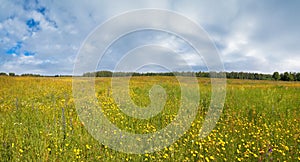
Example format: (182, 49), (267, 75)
(96, 30), (206, 72)
(0, 0), (300, 74)
(203, 1), (300, 73)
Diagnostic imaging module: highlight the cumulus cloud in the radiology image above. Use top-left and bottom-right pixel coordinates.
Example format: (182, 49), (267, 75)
(0, 0), (299, 74)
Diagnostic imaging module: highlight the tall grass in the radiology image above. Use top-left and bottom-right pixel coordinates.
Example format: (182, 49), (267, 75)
(0, 76), (299, 161)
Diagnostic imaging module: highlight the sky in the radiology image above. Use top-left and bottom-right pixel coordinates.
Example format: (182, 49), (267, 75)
(0, 0), (300, 75)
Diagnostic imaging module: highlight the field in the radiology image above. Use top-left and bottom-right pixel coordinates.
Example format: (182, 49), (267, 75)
(0, 76), (299, 161)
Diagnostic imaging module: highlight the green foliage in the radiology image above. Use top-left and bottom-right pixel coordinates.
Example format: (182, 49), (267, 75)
(272, 72), (280, 81)
(82, 70), (300, 82)
(296, 73), (300, 81)
(280, 72), (299, 81)
(20, 73), (41, 77)
(4, 70), (300, 82)
(0, 72), (7, 76)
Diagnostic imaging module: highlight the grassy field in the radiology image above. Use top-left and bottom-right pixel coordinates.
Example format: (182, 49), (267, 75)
(0, 76), (299, 161)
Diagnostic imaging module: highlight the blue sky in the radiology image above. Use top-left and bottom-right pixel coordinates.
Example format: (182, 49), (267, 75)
(0, 0), (300, 75)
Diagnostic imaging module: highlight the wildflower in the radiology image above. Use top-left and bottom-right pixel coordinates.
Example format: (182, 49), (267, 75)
(268, 147), (273, 153)
(205, 157), (210, 162)
(73, 148), (81, 156)
(283, 145), (289, 151)
(259, 150), (264, 154)
(86, 144), (91, 150)
(163, 153), (168, 159)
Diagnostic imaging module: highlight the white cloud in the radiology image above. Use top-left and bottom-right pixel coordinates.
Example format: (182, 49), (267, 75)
(0, 0), (300, 74)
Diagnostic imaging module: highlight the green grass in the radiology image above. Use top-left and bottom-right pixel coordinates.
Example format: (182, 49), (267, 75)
(0, 76), (299, 161)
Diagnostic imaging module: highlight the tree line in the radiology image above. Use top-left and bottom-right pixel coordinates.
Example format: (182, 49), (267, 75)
(82, 71), (300, 81)
(1, 71), (300, 81)
(0, 72), (70, 77)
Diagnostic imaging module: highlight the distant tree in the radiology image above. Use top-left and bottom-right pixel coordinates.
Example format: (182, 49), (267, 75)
(253, 73), (259, 80)
(80, 70), (300, 81)
(0, 72), (7, 76)
(288, 72), (295, 81)
(21, 73), (41, 77)
(281, 72), (289, 81)
(96, 71), (113, 77)
(296, 73), (300, 81)
(9, 72), (15, 76)
(272, 72), (280, 81)
(280, 73), (284, 80)
(83, 72), (95, 77)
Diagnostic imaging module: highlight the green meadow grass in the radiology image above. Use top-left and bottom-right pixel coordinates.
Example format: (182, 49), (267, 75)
(0, 76), (299, 161)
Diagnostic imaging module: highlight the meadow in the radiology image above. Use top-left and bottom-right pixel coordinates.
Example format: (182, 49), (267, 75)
(0, 76), (299, 161)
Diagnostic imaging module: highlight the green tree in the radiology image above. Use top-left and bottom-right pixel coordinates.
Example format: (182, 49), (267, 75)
(296, 73), (300, 81)
(288, 72), (295, 81)
(272, 72), (280, 81)
(281, 72), (289, 81)
(0, 72), (7, 76)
